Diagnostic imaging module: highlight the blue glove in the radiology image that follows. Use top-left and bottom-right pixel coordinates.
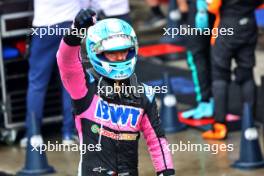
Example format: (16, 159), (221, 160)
(195, 0), (209, 30)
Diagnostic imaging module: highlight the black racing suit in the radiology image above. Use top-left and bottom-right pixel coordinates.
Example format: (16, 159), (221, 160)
(211, 0), (263, 123)
(57, 35), (175, 175)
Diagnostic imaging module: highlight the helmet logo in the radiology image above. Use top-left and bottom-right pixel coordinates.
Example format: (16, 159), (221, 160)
(101, 62), (112, 73)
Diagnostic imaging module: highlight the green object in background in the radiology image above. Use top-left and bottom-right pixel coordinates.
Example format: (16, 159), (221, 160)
(186, 51), (202, 102)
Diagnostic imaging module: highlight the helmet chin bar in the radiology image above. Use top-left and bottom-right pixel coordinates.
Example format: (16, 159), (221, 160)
(113, 74), (130, 80)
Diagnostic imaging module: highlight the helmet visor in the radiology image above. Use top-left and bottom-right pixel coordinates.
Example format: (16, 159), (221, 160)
(93, 34), (136, 54)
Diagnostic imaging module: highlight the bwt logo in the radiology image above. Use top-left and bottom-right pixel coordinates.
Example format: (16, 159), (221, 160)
(95, 100), (141, 127)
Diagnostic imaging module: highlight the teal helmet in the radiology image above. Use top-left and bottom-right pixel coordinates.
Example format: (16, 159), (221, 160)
(86, 18), (138, 80)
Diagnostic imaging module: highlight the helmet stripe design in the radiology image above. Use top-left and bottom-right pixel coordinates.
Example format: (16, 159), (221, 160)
(86, 18), (138, 80)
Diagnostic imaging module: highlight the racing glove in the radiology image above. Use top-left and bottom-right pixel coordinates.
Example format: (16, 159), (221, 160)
(64, 9), (96, 46)
(157, 169), (175, 176)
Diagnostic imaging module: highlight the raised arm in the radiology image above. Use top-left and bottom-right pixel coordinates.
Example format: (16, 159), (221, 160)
(57, 9), (96, 100)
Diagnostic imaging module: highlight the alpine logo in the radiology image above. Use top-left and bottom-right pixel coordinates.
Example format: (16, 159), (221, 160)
(95, 99), (141, 128)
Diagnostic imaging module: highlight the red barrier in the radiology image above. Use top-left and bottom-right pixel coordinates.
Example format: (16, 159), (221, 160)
(258, 3), (264, 9)
(159, 0), (169, 4)
(138, 43), (186, 58)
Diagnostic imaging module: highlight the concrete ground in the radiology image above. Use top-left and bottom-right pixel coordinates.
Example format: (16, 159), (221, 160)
(0, 128), (264, 176)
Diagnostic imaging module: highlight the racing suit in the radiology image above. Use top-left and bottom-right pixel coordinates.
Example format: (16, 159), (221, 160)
(210, 0), (263, 123)
(57, 35), (175, 175)
(185, 0), (214, 103)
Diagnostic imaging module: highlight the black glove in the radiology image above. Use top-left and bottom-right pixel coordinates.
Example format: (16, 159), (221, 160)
(74, 9), (96, 30)
(180, 11), (188, 24)
(157, 169), (175, 176)
(64, 9), (96, 46)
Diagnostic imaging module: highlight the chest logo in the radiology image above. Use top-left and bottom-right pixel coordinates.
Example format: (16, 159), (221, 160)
(95, 100), (141, 127)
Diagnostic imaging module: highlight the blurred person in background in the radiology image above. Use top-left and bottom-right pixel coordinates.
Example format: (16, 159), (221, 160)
(94, 0), (131, 23)
(139, 0), (167, 31)
(177, 0), (214, 119)
(202, 0), (264, 140)
(21, 0), (87, 147)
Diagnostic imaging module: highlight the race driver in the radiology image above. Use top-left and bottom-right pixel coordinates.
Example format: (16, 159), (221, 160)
(57, 9), (175, 176)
